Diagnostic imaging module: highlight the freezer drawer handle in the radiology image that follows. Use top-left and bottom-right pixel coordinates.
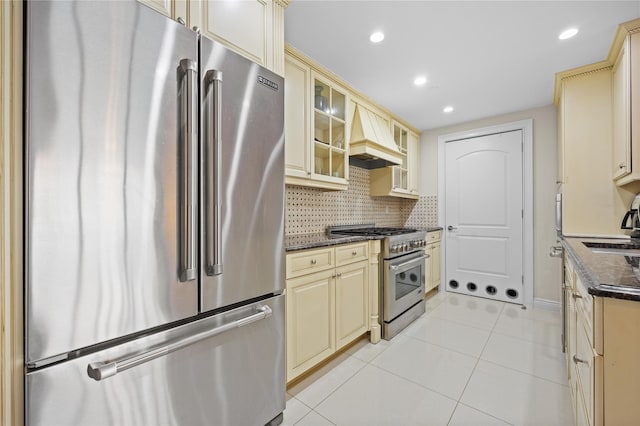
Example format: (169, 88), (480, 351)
(178, 58), (198, 282)
(87, 305), (272, 381)
(205, 69), (223, 276)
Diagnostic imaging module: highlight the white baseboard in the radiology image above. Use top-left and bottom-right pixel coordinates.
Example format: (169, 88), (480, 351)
(534, 298), (561, 312)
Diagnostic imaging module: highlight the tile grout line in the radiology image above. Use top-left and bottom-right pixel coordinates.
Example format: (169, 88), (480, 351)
(367, 358), (463, 405)
(478, 358), (570, 388)
(446, 301), (510, 426)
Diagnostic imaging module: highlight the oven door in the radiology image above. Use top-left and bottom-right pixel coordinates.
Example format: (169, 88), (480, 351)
(383, 251), (426, 321)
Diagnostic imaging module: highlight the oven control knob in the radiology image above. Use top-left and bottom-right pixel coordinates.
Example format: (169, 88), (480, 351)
(403, 243), (409, 252)
(390, 245), (398, 253)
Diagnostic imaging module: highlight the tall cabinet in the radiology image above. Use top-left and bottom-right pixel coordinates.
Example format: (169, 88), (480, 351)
(554, 18), (640, 237)
(555, 64), (636, 236)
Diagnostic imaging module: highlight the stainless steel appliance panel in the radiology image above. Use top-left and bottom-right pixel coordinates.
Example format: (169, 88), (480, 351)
(25, 1), (199, 364)
(199, 37), (285, 312)
(383, 251), (426, 321)
(26, 295), (285, 425)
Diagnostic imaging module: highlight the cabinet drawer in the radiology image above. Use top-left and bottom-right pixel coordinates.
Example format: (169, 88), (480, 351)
(335, 242), (368, 266)
(286, 247), (334, 279)
(426, 231), (442, 243)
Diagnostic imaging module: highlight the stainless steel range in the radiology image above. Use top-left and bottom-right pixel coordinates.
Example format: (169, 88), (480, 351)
(328, 225), (428, 340)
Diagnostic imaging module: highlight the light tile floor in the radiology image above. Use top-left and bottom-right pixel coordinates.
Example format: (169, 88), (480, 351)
(283, 291), (573, 426)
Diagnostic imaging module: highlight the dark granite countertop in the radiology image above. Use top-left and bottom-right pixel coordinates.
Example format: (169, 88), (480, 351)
(562, 237), (640, 301)
(285, 233), (385, 252)
(285, 226), (443, 252)
(423, 227), (444, 233)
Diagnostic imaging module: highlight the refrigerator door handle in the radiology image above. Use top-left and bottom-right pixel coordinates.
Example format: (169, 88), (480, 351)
(87, 305), (272, 381)
(178, 59), (198, 282)
(205, 69), (223, 276)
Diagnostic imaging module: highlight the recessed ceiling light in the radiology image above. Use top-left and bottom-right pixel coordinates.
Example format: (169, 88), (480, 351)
(370, 32), (384, 43)
(443, 106), (454, 113)
(414, 76), (427, 86)
(559, 28), (579, 40)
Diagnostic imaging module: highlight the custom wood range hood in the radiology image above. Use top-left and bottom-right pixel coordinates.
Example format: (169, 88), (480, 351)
(349, 103), (403, 169)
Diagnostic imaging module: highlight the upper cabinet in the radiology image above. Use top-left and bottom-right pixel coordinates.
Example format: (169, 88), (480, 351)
(139, 0), (288, 74)
(284, 45), (420, 194)
(610, 22), (640, 186)
(370, 120), (420, 199)
(612, 35), (630, 180)
(188, 0), (288, 75)
(284, 50), (349, 191)
(312, 73), (349, 183)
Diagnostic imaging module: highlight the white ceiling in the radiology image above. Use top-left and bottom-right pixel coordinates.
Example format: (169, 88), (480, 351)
(284, 1), (640, 131)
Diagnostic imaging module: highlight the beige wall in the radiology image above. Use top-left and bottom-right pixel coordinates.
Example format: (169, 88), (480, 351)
(420, 104), (561, 303)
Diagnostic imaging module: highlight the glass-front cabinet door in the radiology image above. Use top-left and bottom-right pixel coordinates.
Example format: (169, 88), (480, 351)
(312, 72), (348, 183)
(392, 124), (409, 191)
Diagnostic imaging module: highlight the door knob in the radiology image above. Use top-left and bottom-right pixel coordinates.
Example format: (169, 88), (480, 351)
(447, 225), (457, 231)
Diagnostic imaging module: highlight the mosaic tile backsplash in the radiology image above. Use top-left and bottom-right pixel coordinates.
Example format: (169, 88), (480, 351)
(286, 166), (438, 235)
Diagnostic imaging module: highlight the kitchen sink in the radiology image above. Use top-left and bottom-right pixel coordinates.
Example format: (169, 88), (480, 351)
(582, 241), (640, 256)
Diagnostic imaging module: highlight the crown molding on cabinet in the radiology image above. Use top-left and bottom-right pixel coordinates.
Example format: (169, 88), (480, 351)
(554, 17), (640, 104)
(285, 44), (421, 134)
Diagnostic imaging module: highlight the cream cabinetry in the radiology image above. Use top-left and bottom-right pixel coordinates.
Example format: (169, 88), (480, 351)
(284, 45), (420, 193)
(188, 0), (288, 75)
(610, 20), (640, 185)
(564, 256), (605, 426)
(555, 66), (627, 236)
(286, 269), (335, 382)
(285, 241), (379, 382)
(424, 231), (441, 293)
(612, 35), (630, 180)
(335, 261), (369, 349)
(284, 49), (349, 191)
(370, 121), (420, 199)
(311, 73), (349, 183)
(555, 18), (640, 237)
(139, 0), (288, 75)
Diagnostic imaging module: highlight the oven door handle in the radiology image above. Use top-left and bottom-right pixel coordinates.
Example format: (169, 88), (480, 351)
(390, 254), (429, 271)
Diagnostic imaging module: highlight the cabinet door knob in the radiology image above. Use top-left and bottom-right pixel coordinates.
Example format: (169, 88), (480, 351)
(572, 292), (582, 300)
(619, 163), (626, 169)
(336, 273), (342, 278)
(310, 259), (317, 265)
(573, 355), (588, 365)
(352, 251), (357, 256)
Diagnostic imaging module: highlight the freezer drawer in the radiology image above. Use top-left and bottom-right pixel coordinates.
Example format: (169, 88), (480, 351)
(26, 295), (285, 426)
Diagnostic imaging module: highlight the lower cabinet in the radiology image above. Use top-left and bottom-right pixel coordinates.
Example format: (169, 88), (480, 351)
(565, 257), (603, 426)
(335, 261), (369, 349)
(425, 231), (442, 294)
(286, 269), (335, 381)
(285, 241), (376, 382)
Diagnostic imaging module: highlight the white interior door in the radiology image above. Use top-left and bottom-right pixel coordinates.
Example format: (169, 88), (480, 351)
(445, 130), (524, 303)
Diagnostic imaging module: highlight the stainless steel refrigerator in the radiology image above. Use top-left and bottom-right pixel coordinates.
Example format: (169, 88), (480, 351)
(24, 1), (285, 424)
